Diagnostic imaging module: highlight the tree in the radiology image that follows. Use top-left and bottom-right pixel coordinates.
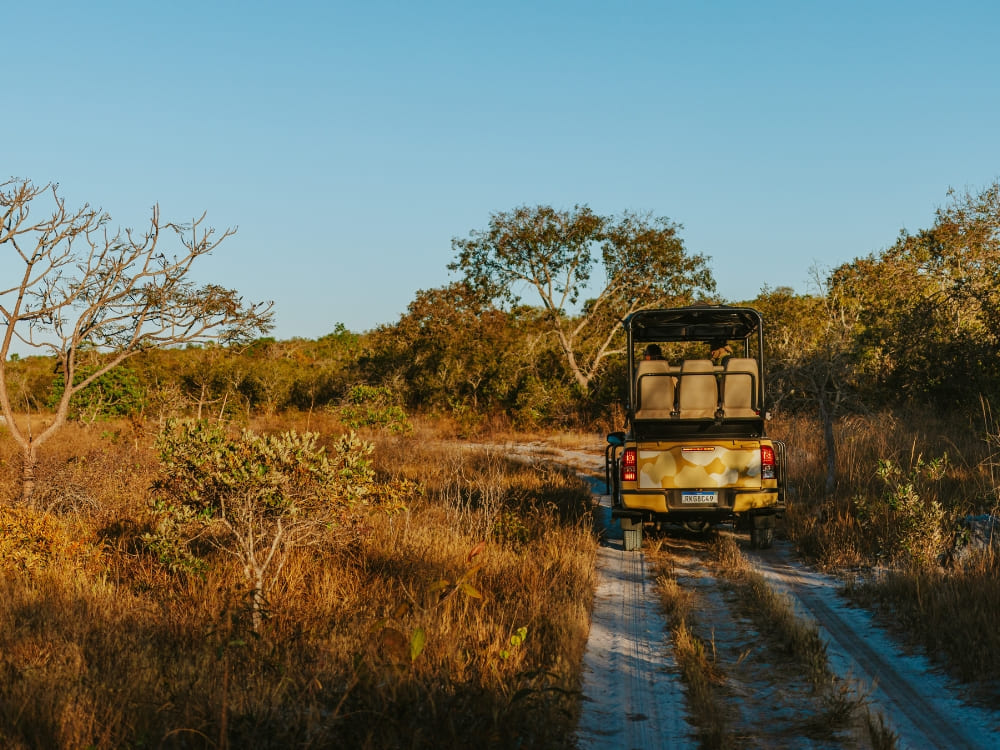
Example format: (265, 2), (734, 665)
(362, 281), (530, 411)
(830, 181), (1000, 408)
(754, 282), (865, 496)
(0, 178), (273, 502)
(47, 361), (146, 423)
(287, 323), (363, 412)
(151, 420), (378, 630)
(134, 344), (249, 421)
(242, 338), (303, 416)
(450, 205), (715, 391)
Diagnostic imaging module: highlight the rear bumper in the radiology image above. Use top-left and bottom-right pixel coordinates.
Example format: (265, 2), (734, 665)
(617, 489), (781, 517)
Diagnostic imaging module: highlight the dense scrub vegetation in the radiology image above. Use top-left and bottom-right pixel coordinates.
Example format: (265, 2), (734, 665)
(4, 183), (1000, 744)
(0, 416), (595, 748)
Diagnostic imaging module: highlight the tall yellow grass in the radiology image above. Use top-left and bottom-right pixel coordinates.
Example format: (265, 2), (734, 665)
(769, 408), (1000, 695)
(0, 415), (596, 749)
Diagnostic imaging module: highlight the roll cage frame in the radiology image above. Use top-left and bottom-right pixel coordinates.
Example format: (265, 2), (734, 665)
(624, 305), (767, 440)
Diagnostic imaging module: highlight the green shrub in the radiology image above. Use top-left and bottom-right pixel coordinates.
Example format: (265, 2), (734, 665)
(854, 454), (948, 568)
(47, 364), (145, 422)
(337, 384), (412, 433)
(147, 419), (380, 627)
(152, 419), (374, 512)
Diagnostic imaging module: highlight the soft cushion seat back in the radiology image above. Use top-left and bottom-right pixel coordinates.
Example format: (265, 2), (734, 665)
(635, 360), (674, 419)
(722, 358), (758, 417)
(678, 359), (718, 419)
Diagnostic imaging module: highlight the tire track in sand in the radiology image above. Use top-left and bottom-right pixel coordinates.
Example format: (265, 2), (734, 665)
(575, 487), (695, 750)
(746, 541), (1000, 749)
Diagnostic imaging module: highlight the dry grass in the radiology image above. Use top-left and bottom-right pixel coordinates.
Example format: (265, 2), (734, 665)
(655, 568), (728, 748)
(0, 416), (597, 749)
(710, 536), (898, 746)
(770, 410), (993, 566)
(768, 408), (1000, 695)
(845, 554), (1000, 695)
(711, 536), (831, 688)
(654, 533), (899, 749)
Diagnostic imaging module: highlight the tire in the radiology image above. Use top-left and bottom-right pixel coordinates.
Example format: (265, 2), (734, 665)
(750, 525), (774, 550)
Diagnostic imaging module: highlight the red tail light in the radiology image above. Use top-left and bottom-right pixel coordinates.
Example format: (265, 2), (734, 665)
(622, 448), (637, 482)
(761, 444), (776, 480)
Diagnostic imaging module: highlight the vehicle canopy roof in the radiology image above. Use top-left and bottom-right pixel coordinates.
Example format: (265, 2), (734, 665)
(625, 305), (762, 343)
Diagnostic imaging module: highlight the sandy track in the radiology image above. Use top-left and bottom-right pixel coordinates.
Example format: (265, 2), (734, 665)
(746, 542), (1000, 749)
(575, 492), (695, 749)
(496, 442), (1000, 748)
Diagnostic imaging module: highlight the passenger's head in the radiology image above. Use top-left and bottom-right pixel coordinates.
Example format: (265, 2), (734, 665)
(709, 340), (732, 361)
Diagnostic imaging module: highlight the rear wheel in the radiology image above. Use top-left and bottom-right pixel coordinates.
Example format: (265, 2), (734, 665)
(750, 524), (774, 549)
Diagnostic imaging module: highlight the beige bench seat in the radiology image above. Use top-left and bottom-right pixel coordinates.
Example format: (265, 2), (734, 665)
(634, 360), (675, 419)
(721, 357), (758, 417)
(678, 359), (719, 419)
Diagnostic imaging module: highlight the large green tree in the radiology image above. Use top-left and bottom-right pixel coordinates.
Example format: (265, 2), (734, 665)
(830, 181), (1000, 407)
(754, 284), (865, 495)
(362, 281), (530, 411)
(0, 178), (272, 502)
(450, 205), (715, 391)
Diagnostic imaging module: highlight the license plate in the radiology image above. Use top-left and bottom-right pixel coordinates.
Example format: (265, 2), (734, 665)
(681, 491), (718, 505)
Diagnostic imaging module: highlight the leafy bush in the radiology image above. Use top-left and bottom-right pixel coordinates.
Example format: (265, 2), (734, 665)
(854, 454), (948, 568)
(337, 384), (412, 433)
(148, 419), (382, 627)
(512, 375), (580, 428)
(47, 364), (145, 422)
(152, 419), (374, 512)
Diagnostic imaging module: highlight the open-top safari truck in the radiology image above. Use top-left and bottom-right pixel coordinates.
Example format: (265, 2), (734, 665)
(605, 305), (786, 550)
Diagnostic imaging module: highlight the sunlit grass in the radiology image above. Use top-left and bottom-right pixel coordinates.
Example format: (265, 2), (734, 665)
(654, 567), (728, 748)
(0, 417), (596, 749)
(769, 409), (1000, 695)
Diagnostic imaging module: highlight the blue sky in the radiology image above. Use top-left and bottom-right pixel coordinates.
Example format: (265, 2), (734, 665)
(5, 1), (999, 339)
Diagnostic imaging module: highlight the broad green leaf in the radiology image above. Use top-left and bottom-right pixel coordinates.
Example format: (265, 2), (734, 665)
(460, 582), (482, 599)
(410, 627), (426, 661)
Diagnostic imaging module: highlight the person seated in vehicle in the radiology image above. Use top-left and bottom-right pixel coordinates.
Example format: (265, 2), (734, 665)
(643, 343), (665, 360)
(709, 339), (732, 366)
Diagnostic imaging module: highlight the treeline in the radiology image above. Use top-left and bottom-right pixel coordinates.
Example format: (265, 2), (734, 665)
(5, 303), (609, 428)
(7, 183), (1000, 431)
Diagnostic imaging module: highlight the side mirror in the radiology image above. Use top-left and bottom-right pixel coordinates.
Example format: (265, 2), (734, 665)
(606, 431), (626, 447)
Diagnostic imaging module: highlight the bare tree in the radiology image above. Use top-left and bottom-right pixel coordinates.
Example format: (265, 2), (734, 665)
(0, 178), (273, 503)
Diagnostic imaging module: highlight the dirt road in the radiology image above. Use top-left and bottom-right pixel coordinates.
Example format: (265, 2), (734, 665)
(575, 490), (696, 749)
(497, 441), (1000, 747)
(746, 543), (1000, 749)
(523, 442), (1000, 749)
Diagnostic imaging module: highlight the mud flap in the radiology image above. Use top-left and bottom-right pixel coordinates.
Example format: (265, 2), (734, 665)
(749, 512), (775, 550)
(620, 515), (643, 552)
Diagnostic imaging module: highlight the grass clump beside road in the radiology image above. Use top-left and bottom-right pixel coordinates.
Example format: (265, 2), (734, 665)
(654, 562), (728, 749)
(711, 536), (831, 688)
(772, 411), (1000, 696)
(711, 535), (897, 749)
(654, 533), (894, 750)
(0, 416), (597, 749)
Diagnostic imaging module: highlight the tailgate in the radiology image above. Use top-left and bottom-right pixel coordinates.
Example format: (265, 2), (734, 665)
(637, 442), (763, 489)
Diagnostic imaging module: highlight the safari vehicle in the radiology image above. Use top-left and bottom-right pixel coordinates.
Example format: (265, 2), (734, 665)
(604, 305), (785, 550)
